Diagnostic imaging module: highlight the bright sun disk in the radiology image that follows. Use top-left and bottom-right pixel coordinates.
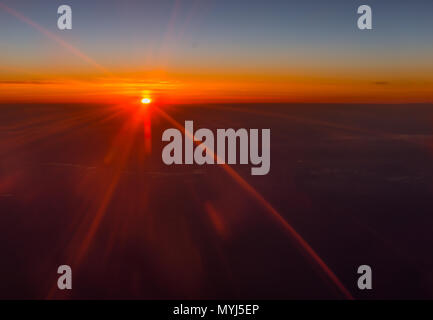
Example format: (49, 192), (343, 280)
(141, 98), (152, 104)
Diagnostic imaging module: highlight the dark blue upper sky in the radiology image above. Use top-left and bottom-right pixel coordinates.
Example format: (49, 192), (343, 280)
(1, 0), (432, 72)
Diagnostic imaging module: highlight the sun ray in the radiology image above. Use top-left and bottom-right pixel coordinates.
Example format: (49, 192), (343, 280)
(154, 106), (354, 300)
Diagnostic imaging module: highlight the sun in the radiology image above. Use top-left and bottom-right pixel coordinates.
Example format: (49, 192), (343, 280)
(141, 98), (152, 104)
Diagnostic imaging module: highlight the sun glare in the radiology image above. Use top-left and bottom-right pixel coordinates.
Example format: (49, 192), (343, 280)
(141, 98), (152, 104)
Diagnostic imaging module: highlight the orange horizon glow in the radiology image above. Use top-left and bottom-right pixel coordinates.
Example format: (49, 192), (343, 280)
(1, 74), (433, 105)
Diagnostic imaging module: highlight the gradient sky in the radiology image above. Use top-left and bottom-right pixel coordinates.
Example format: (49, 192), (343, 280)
(1, 0), (433, 103)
